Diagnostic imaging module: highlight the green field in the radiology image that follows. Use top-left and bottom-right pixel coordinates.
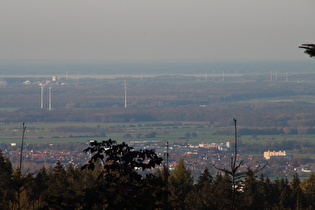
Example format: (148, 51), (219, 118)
(1, 122), (315, 146)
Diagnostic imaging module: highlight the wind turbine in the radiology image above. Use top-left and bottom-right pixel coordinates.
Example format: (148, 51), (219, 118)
(124, 80), (128, 108)
(48, 86), (52, 111)
(40, 82), (51, 110)
(40, 84), (44, 109)
(39, 83), (49, 109)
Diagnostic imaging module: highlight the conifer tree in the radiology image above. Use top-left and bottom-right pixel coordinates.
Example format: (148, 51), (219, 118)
(242, 169), (266, 209)
(212, 173), (233, 209)
(64, 164), (85, 208)
(44, 161), (76, 209)
(168, 157), (193, 210)
(290, 173), (304, 209)
(155, 165), (170, 209)
(0, 150), (14, 209)
(186, 167), (214, 210)
(301, 172), (315, 208)
(257, 175), (274, 208)
(80, 162), (105, 209)
(26, 166), (49, 209)
(195, 167), (213, 190)
(276, 178), (291, 209)
(21, 173), (34, 209)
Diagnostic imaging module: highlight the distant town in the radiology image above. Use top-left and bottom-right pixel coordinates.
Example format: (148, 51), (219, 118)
(1, 137), (313, 179)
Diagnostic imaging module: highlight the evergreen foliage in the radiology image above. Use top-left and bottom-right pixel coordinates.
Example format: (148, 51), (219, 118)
(187, 168), (214, 209)
(0, 150), (14, 209)
(299, 44), (315, 58)
(301, 172), (315, 208)
(168, 157), (194, 209)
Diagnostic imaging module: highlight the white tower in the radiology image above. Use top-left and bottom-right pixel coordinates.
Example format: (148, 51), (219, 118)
(40, 85), (44, 109)
(48, 86), (52, 111)
(124, 80), (127, 108)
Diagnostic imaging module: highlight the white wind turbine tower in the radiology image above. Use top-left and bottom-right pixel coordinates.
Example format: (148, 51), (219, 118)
(124, 80), (128, 108)
(48, 86), (52, 111)
(40, 85), (44, 109)
(40, 82), (51, 110)
(40, 83), (48, 109)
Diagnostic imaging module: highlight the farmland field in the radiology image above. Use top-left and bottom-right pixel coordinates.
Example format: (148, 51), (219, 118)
(2, 121), (315, 145)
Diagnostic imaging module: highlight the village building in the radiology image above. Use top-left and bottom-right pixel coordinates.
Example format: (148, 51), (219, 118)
(263, 150), (286, 160)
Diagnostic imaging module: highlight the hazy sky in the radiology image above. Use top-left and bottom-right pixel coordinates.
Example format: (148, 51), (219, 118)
(0, 0), (314, 62)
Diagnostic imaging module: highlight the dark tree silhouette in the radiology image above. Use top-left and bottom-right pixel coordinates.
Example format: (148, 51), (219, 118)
(26, 166), (49, 209)
(168, 157), (193, 209)
(299, 44), (315, 58)
(186, 167), (214, 209)
(82, 139), (163, 209)
(82, 139), (163, 174)
(0, 150), (14, 209)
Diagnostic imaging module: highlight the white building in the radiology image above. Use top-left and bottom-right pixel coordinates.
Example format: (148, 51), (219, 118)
(263, 150), (286, 160)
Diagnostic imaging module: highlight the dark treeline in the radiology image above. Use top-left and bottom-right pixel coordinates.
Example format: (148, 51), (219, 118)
(1, 148), (315, 209)
(4, 104), (315, 130)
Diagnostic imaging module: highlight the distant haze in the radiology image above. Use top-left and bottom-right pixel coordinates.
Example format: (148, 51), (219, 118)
(0, 60), (315, 76)
(0, 0), (314, 62)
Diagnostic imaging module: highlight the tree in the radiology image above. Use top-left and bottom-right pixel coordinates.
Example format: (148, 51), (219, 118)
(0, 150), (14, 209)
(186, 167), (214, 209)
(242, 169), (266, 209)
(168, 157), (194, 209)
(257, 175), (274, 208)
(44, 161), (81, 209)
(144, 131), (157, 138)
(184, 132), (191, 139)
(25, 166), (49, 209)
(290, 173), (304, 209)
(211, 173), (233, 209)
(155, 165), (170, 209)
(301, 172), (315, 208)
(276, 178), (291, 209)
(191, 132), (197, 138)
(195, 167), (213, 190)
(123, 133), (132, 139)
(299, 44), (315, 58)
(80, 162), (105, 209)
(82, 139), (163, 209)
(82, 139), (163, 174)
